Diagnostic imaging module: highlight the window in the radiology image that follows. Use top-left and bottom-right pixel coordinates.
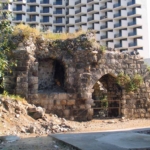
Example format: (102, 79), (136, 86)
(56, 17), (62, 23)
(43, 16), (49, 22)
(30, 6), (36, 12)
(56, 26), (63, 32)
(16, 4), (22, 11)
(43, 7), (49, 13)
(56, 8), (62, 14)
(16, 14), (22, 20)
(56, 0), (62, 5)
(30, 15), (36, 21)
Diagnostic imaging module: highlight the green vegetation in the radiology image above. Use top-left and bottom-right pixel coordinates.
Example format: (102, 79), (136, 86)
(101, 95), (108, 108)
(2, 90), (26, 103)
(117, 73), (143, 92)
(13, 24), (86, 41)
(0, 4), (17, 82)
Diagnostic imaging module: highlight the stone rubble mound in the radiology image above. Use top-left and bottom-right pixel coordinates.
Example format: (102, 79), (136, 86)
(0, 95), (75, 136)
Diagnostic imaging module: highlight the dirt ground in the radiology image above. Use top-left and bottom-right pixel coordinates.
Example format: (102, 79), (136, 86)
(1, 118), (150, 150)
(0, 96), (150, 150)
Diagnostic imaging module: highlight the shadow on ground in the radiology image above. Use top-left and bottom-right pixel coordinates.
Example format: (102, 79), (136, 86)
(51, 127), (150, 150)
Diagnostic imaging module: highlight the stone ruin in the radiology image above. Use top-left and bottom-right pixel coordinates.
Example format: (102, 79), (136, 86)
(3, 31), (150, 121)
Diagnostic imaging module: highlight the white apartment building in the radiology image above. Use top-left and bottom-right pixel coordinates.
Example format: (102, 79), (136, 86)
(1, 0), (150, 59)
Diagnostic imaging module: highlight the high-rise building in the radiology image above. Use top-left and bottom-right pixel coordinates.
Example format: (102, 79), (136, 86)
(1, 0), (150, 59)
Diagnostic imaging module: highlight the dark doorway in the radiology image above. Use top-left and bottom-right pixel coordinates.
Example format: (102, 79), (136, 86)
(92, 74), (122, 118)
(54, 59), (65, 88)
(38, 59), (65, 92)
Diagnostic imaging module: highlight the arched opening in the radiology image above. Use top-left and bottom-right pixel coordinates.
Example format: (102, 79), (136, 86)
(92, 74), (122, 118)
(54, 59), (65, 88)
(38, 58), (65, 93)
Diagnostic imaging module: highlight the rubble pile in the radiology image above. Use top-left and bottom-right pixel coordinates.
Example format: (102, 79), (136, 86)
(0, 95), (75, 136)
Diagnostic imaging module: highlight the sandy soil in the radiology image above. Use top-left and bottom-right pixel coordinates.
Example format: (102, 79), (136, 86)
(1, 118), (150, 150)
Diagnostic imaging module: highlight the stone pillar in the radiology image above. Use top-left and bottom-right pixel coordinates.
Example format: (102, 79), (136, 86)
(14, 43), (30, 99)
(120, 89), (127, 117)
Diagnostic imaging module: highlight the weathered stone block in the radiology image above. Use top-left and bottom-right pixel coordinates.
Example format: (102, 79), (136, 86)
(67, 100), (75, 105)
(28, 77), (38, 84)
(60, 100), (67, 105)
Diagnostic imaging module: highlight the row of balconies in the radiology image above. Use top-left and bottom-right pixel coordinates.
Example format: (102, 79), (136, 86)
(12, 16), (66, 24)
(11, 6), (66, 15)
(66, 17), (142, 27)
(4, 0), (64, 6)
(66, 0), (142, 7)
(107, 39), (143, 49)
(1, 0), (143, 9)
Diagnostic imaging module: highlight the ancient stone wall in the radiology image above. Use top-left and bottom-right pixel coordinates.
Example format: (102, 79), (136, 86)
(4, 32), (150, 120)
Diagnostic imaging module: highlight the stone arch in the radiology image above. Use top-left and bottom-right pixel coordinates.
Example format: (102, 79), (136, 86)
(38, 57), (66, 93)
(92, 73), (123, 118)
(89, 71), (119, 90)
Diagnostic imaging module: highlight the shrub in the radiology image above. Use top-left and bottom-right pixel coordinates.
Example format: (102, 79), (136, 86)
(117, 73), (143, 92)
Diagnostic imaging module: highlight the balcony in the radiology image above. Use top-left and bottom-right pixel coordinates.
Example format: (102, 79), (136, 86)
(100, 15), (107, 20)
(40, 0), (50, 4)
(128, 8), (141, 17)
(87, 7), (94, 12)
(75, 9), (81, 14)
(100, 2), (113, 11)
(66, 18), (75, 24)
(100, 12), (113, 21)
(40, 19), (50, 23)
(12, 17), (25, 22)
(114, 33), (122, 38)
(53, 29), (64, 33)
(2, 6), (8, 10)
(101, 35), (107, 39)
(53, 19), (64, 24)
(128, 29), (142, 37)
(128, 20), (136, 26)
(129, 42), (137, 47)
(27, 0), (36, 3)
(13, 0), (23, 2)
(53, 10), (63, 14)
(114, 23), (121, 28)
(128, 18), (142, 27)
(128, 39), (143, 48)
(114, 13), (121, 18)
(100, 22), (113, 30)
(114, 10), (127, 19)
(100, 5), (107, 10)
(13, 0), (26, 3)
(53, 1), (62, 5)
(87, 0), (94, 2)
(113, 3), (121, 8)
(75, 0), (81, 5)
(127, 0), (142, 7)
(26, 18), (36, 22)
(75, 18), (81, 23)
(88, 26), (94, 30)
(113, 1), (126, 9)
(100, 24), (107, 29)
(128, 10), (136, 16)
(115, 43), (122, 48)
(128, 31), (136, 36)
(66, 8), (74, 15)
(27, 9), (36, 12)
(88, 16), (94, 21)
(13, 17), (22, 21)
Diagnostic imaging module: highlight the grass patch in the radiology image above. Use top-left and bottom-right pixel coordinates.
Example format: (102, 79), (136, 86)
(13, 24), (86, 41)
(1, 91), (27, 103)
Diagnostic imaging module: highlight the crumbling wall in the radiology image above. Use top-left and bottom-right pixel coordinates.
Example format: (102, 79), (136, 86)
(3, 32), (150, 120)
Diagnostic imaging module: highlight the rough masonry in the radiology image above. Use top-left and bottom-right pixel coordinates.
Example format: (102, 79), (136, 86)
(3, 32), (150, 120)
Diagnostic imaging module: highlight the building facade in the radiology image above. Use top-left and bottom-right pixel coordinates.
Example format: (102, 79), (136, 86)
(1, 0), (150, 58)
